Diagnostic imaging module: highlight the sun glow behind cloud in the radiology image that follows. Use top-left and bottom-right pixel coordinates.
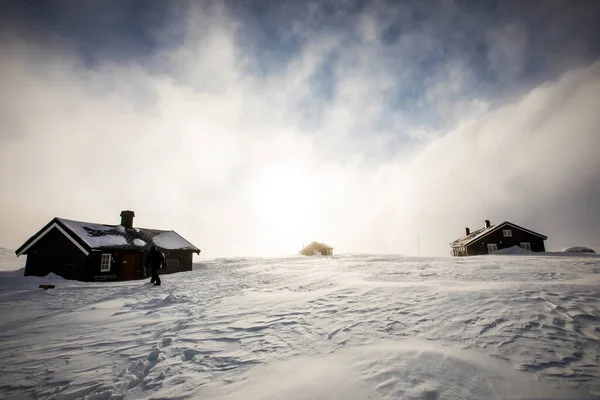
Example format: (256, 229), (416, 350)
(1, 1), (599, 257)
(251, 163), (319, 250)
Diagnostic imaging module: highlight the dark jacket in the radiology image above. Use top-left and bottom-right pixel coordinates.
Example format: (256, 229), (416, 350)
(146, 247), (166, 270)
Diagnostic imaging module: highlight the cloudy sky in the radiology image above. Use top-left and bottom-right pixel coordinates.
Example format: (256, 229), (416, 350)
(1, 0), (599, 257)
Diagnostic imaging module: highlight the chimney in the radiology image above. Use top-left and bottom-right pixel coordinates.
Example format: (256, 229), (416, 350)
(485, 219), (491, 229)
(465, 227), (470, 236)
(120, 210), (135, 230)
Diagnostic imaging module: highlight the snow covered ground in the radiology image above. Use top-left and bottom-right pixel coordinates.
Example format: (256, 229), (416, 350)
(1, 251), (599, 399)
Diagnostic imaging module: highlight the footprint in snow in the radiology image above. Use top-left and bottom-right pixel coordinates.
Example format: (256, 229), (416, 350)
(147, 349), (160, 362)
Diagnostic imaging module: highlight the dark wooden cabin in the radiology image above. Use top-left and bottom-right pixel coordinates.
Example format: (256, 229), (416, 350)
(450, 219), (547, 256)
(300, 242), (333, 256)
(15, 210), (201, 282)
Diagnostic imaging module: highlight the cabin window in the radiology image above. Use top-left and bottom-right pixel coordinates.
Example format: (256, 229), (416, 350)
(520, 242), (531, 251)
(487, 244), (498, 253)
(503, 229), (512, 237)
(100, 253), (112, 272)
(166, 259), (179, 268)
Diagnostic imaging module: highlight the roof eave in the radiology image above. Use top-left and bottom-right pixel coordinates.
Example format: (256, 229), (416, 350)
(15, 218), (91, 257)
(15, 217), (58, 256)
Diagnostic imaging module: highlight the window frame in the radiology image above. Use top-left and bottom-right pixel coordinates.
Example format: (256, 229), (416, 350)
(487, 243), (498, 253)
(520, 242), (531, 251)
(100, 253), (112, 272)
(503, 229), (513, 237)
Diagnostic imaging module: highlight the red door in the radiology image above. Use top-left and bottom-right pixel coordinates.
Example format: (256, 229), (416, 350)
(120, 253), (136, 281)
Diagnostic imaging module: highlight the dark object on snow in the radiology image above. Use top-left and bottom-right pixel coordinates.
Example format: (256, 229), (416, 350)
(15, 211), (200, 282)
(146, 245), (165, 286)
(39, 284), (55, 290)
(562, 246), (596, 254)
(300, 242), (333, 256)
(450, 219), (547, 256)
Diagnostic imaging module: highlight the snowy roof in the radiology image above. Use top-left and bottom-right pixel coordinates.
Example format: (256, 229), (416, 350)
(450, 221), (547, 247)
(561, 246), (595, 253)
(16, 217), (200, 256)
(450, 225), (494, 247)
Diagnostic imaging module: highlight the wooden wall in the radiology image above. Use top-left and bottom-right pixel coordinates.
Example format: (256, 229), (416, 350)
(161, 250), (194, 274)
(24, 227), (89, 280)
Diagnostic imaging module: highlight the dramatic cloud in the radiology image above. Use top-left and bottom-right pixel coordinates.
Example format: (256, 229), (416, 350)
(1, 0), (599, 256)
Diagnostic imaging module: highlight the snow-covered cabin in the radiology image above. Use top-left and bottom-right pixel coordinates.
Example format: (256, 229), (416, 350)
(15, 211), (201, 282)
(299, 242), (333, 256)
(561, 246), (596, 254)
(450, 219), (547, 256)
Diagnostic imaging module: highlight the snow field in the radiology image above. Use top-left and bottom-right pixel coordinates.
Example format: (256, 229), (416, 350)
(0, 253), (599, 399)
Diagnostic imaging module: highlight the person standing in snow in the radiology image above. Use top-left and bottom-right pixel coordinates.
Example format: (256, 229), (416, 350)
(146, 245), (165, 286)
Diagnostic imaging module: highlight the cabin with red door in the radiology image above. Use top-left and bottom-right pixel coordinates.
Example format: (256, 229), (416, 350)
(15, 211), (201, 282)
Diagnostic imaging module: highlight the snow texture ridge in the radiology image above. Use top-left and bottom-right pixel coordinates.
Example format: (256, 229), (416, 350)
(0, 254), (599, 399)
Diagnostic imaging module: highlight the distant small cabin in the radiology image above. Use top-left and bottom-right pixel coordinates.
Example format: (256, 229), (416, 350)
(300, 242), (333, 256)
(15, 210), (201, 282)
(450, 219), (547, 256)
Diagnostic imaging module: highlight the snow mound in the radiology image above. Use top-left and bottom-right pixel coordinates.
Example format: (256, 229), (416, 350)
(44, 273), (67, 281)
(492, 245), (533, 255)
(0, 268), (25, 278)
(0, 247), (25, 271)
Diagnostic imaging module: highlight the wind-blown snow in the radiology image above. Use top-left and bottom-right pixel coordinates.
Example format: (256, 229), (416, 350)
(133, 239), (147, 247)
(0, 254), (599, 399)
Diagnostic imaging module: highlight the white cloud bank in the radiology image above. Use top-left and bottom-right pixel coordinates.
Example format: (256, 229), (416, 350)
(1, 3), (599, 257)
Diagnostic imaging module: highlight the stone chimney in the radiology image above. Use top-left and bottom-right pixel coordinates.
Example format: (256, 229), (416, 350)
(120, 210), (135, 230)
(465, 227), (470, 236)
(485, 219), (491, 229)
